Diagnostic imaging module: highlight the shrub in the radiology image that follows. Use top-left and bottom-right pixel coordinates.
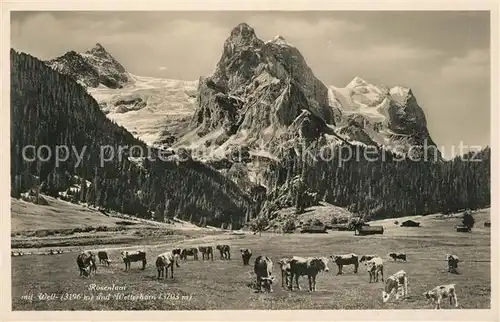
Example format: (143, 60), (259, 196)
(462, 211), (475, 229)
(282, 219), (296, 233)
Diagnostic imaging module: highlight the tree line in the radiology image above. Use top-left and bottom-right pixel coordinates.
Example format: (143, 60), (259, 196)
(263, 143), (490, 220)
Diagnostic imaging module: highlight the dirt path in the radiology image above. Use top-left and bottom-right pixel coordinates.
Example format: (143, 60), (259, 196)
(13, 231), (250, 255)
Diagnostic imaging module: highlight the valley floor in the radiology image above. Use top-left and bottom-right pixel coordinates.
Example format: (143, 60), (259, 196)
(11, 205), (491, 310)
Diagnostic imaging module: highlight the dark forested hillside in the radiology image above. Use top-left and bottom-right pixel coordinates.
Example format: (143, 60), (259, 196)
(10, 49), (252, 228)
(263, 144), (490, 220)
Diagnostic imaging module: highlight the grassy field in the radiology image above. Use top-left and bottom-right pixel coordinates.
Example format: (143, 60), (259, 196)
(11, 209), (491, 310)
(11, 197), (225, 251)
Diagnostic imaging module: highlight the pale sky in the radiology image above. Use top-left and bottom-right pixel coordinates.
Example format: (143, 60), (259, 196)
(11, 11), (490, 157)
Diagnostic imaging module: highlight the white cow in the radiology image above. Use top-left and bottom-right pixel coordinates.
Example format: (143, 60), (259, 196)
(423, 284), (459, 309)
(382, 270), (408, 303)
(364, 257), (384, 283)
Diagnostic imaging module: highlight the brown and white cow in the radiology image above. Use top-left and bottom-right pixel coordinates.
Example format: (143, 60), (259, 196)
(289, 256), (330, 292)
(254, 255), (275, 292)
(76, 251), (97, 277)
(216, 244), (231, 260)
(198, 246), (214, 260)
(423, 284), (459, 309)
(382, 270), (408, 303)
(388, 252), (407, 262)
(277, 257), (292, 288)
(156, 251), (181, 280)
(121, 250), (147, 271)
(97, 251), (111, 266)
(240, 248), (252, 265)
(445, 254), (460, 273)
(364, 257), (384, 283)
(330, 253), (359, 275)
(180, 247), (199, 260)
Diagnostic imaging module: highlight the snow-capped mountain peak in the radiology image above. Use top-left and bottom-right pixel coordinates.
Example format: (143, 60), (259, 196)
(389, 85), (413, 105)
(268, 35), (293, 47)
(346, 76), (369, 88)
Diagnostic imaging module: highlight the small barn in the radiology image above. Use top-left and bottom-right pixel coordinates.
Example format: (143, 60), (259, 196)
(400, 220), (421, 227)
(355, 226), (384, 236)
(456, 225), (471, 232)
(331, 224), (350, 231)
(300, 225), (328, 234)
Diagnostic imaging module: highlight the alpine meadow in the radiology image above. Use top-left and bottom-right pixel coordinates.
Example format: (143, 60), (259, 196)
(9, 11), (492, 313)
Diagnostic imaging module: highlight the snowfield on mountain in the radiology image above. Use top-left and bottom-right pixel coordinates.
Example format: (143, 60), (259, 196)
(88, 74), (198, 146)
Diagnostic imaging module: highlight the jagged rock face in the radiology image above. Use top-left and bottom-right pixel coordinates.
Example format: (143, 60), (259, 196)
(187, 23), (332, 160)
(46, 43), (130, 89)
(329, 77), (442, 161)
(47, 51), (100, 87)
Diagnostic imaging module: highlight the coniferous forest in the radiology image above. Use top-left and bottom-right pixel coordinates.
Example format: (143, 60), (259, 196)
(10, 49), (253, 229)
(10, 48), (491, 227)
(264, 144), (490, 220)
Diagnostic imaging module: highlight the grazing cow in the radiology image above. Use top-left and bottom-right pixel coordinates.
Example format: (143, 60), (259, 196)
(359, 255), (377, 263)
(253, 255), (275, 292)
(382, 270), (408, 303)
(121, 250), (147, 271)
(180, 247), (199, 260)
(156, 251), (181, 280)
(277, 257), (292, 288)
(364, 257), (384, 283)
(240, 248), (252, 265)
(330, 253), (359, 275)
(76, 251), (97, 277)
(216, 244), (231, 260)
(198, 246), (214, 260)
(97, 251), (111, 266)
(446, 254), (460, 273)
(423, 284), (459, 309)
(388, 252), (407, 262)
(289, 256), (330, 292)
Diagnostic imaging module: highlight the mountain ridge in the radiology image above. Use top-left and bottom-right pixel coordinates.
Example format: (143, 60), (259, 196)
(46, 43), (131, 89)
(44, 23), (443, 188)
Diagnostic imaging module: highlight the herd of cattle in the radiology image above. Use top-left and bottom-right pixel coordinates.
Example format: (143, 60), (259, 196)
(73, 244), (462, 310)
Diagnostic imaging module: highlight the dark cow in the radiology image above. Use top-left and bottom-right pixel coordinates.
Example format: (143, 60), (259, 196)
(359, 255), (377, 263)
(330, 253), (359, 275)
(156, 251), (180, 280)
(76, 251), (97, 277)
(277, 257), (292, 288)
(180, 247), (199, 260)
(446, 254), (460, 273)
(121, 250), (147, 271)
(253, 255), (275, 292)
(198, 246), (214, 260)
(388, 252), (407, 262)
(240, 248), (252, 265)
(97, 251), (111, 266)
(289, 256), (330, 292)
(216, 244), (231, 260)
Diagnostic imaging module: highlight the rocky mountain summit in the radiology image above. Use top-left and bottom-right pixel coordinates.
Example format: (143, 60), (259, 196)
(178, 23), (337, 161)
(175, 22), (441, 184)
(46, 43), (130, 89)
(329, 77), (441, 160)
